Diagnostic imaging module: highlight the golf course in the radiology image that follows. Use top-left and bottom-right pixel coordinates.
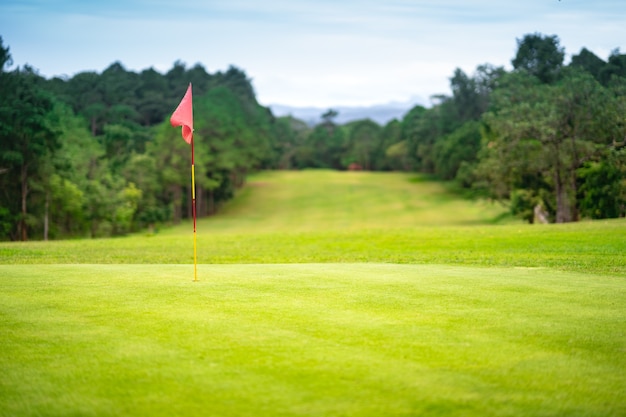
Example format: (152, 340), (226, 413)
(1, 170), (625, 416)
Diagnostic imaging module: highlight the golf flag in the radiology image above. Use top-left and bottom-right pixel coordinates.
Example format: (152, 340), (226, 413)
(171, 83), (198, 282)
(170, 83), (194, 144)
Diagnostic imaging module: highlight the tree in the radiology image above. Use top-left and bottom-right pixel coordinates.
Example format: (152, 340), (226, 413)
(512, 33), (565, 84)
(61, 71), (104, 135)
(403, 98), (459, 174)
(449, 68), (481, 122)
(599, 49), (626, 86)
(398, 105), (426, 171)
(378, 119), (403, 171)
(0, 36), (12, 72)
(432, 121), (482, 181)
(123, 153), (167, 232)
(212, 66), (257, 106)
(478, 69), (624, 222)
(305, 112), (345, 169)
(44, 103), (98, 238)
(273, 116), (311, 169)
(0, 66), (59, 240)
(577, 149), (626, 219)
(100, 62), (140, 113)
(137, 68), (169, 126)
(321, 109), (339, 124)
(570, 47), (606, 82)
(343, 119), (381, 170)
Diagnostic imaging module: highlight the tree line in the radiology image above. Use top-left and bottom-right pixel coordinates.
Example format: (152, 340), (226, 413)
(1, 37), (276, 240)
(276, 34), (626, 223)
(1, 33), (625, 240)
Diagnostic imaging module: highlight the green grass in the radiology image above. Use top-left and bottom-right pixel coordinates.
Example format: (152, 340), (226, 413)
(1, 170), (625, 416)
(2, 264), (625, 416)
(211, 170), (513, 231)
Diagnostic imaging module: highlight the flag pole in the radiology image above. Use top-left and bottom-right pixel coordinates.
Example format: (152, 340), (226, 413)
(191, 137), (198, 282)
(169, 83), (196, 282)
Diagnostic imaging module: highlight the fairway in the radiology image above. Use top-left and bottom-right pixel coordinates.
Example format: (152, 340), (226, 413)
(1, 171), (625, 416)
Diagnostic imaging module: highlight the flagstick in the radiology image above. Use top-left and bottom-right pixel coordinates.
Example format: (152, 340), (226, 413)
(170, 82), (195, 282)
(191, 138), (198, 282)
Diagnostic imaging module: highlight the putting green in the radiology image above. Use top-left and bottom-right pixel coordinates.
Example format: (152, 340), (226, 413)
(1, 263), (624, 417)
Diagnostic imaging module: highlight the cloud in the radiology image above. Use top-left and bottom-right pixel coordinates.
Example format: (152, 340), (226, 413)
(1, 0), (624, 107)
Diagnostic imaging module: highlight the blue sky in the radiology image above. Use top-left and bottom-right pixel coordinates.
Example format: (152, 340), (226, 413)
(1, 0), (624, 108)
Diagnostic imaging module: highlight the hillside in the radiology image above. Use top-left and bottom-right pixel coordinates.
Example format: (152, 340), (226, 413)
(204, 170), (513, 233)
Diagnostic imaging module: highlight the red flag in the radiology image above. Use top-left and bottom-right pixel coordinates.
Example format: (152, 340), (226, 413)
(170, 83), (193, 144)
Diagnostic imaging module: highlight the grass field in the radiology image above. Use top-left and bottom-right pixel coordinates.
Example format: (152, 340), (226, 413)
(1, 170), (625, 416)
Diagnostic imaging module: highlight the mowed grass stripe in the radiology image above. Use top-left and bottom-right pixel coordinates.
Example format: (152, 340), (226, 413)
(2, 223), (624, 274)
(1, 264), (625, 416)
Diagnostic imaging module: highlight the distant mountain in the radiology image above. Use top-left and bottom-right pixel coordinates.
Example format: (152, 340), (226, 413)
(268, 99), (425, 126)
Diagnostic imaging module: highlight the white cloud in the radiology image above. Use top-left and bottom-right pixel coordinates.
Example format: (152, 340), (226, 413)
(1, 0), (624, 107)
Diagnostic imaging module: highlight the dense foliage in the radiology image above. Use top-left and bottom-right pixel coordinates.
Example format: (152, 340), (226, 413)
(1, 32), (625, 240)
(277, 34), (626, 224)
(1, 37), (278, 240)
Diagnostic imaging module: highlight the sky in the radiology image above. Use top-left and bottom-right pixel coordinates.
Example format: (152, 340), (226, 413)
(1, 0), (624, 108)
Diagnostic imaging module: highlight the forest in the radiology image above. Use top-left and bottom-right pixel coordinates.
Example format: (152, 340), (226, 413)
(1, 33), (625, 241)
